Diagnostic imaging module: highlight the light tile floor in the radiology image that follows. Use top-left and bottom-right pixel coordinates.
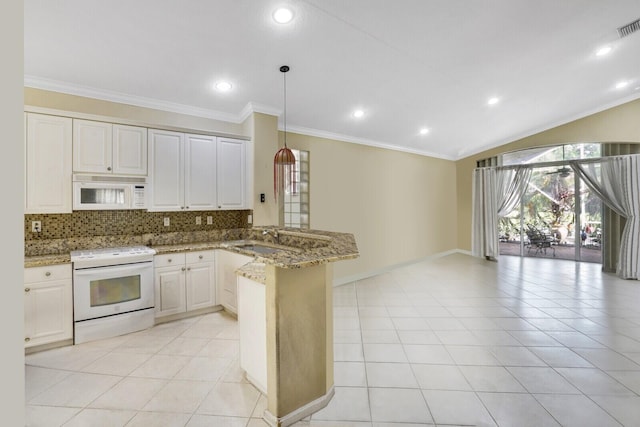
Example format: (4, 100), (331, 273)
(26, 253), (640, 426)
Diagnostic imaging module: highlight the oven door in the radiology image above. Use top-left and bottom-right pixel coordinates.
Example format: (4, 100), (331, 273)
(73, 261), (154, 322)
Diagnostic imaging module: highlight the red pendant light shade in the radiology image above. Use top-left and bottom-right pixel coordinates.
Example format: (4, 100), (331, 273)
(274, 65), (296, 201)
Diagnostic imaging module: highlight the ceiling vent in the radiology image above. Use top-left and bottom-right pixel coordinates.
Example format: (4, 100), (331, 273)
(618, 18), (640, 38)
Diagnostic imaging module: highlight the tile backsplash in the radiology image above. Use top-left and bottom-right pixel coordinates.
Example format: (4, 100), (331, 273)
(25, 209), (251, 251)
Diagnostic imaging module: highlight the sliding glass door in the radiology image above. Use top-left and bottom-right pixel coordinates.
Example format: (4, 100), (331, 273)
(498, 143), (602, 263)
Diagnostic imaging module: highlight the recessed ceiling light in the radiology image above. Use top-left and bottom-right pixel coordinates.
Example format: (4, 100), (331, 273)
(273, 7), (293, 24)
(419, 128), (429, 135)
(214, 81), (232, 92)
(616, 80), (629, 89)
(353, 109), (364, 118)
(596, 46), (612, 56)
(487, 97), (499, 106)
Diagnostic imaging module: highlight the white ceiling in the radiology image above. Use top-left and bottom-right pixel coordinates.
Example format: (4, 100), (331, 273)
(24, 0), (640, 160)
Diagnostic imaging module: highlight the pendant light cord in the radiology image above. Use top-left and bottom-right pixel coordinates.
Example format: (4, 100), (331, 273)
(280, 65), (289, 148)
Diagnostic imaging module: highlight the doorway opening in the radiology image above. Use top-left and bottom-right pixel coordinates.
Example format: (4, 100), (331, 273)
(498, 143), (602, 263)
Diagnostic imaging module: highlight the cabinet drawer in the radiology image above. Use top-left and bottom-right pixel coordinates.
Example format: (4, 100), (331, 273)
(24, 264), (72, 283)
(154, 253), (186, 268)
(186, 250), (215, 264)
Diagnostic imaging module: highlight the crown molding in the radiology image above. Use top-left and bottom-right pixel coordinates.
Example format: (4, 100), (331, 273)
(239, 102), (282, 123)
(456, 92), (640, 161)
(24, 75), (240, 123)
(284, 124), (456, 161)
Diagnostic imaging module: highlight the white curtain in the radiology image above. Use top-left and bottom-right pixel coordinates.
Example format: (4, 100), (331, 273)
(571, 155), (640, 279)
(472, 166), (532, 259)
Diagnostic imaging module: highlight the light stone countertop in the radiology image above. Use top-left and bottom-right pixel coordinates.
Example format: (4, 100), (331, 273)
(236, 261), (266, 284)
(24, 227), (359, 270)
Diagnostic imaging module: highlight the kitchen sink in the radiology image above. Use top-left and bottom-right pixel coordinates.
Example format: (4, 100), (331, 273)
(237, 244), (283, 254)
(223, 240), (302, 255)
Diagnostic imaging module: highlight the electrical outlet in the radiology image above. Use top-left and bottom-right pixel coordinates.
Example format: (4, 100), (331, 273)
(195, 216), (201, 225)
(207, 216), (213, 225)
(31, 221), (42, 233)
(248, 214), (253, 223)
(163, 217), (170, 227)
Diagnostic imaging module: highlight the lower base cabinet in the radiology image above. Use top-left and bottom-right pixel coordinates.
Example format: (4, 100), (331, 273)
(154, 250), (216, 318)
(216, 250), (253, 315)
(24, 264), (73, 348)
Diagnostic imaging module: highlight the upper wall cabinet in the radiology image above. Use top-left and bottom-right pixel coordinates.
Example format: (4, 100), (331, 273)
(148, 129), (251, 212)
(25, 113), (73, 214)
(217, 137), (246, 210)
(73, 119), (147, 176)
(148, 129), (217, 211)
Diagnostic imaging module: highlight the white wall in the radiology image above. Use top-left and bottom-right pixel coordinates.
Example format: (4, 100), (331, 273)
(2, 0), (25, 424)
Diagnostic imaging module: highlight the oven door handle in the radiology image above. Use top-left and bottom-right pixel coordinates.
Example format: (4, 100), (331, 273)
(73, 262), (152, 278)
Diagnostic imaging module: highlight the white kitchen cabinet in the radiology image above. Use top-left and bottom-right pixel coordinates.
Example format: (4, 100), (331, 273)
(154, 250), (216, 318)
(185, 133), (218, 210)
(238, 274), (267, 393)
(25, 113), (73, 214)
(24, 264), (73, 348)
(148, 129), (250, 211)
(73, 119), (147, 176)
(148, 130), (217, 211)
(216, 250), (253, 315)
(217, 137), (246, 209)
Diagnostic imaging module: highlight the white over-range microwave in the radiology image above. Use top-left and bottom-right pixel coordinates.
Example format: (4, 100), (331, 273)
(72, 174), (147, 210)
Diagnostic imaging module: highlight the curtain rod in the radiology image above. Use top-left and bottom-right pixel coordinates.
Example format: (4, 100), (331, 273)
(477, 153), (639, 171)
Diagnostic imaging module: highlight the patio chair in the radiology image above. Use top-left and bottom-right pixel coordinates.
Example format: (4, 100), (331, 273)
(525, 224), (556, 257)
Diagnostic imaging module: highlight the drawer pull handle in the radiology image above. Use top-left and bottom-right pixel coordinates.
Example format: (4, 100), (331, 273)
(199, 255), (203, 259)
(25, 337), (30, 342)
(25, 288), (30, 293)
(182, 267), (186, 271)
(168, 259), (172, 263)
(45, 272), (51, 277)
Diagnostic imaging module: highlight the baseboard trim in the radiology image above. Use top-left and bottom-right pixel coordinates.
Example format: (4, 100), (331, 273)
(263, 386), (335, 427)
(333, 249), (471, 286)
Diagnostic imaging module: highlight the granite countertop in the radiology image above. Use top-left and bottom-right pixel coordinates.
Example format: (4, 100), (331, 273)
(24, 227), (359, 269)
(236, 261), (266, 284)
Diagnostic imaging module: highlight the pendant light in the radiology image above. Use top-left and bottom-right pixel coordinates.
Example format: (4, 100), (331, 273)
(274, 65), (296, 201)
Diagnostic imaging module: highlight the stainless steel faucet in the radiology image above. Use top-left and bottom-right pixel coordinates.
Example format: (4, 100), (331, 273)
(262, 229), (279, 244)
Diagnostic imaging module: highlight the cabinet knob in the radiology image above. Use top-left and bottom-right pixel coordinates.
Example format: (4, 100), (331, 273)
(107, 166), (112, 171)
(25, 337), (30, 342)
(167, 258), (172, 263)
(187, 267), (191, 271)
(218, 206), (221, 209)
(45, 271), (51, 277)
(182, 267), (186, 271)
(24, 288), (30, 293)
(199, 255), (203, 259)
(181, 206), (185, 210)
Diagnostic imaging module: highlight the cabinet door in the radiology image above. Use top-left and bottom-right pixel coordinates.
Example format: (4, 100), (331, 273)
(73, 119), (113, 174)
(217, 138), (246, 209)
(148, 129), (184, 211)
(25, 113), (72, 213)
(24, 280), (73, 348)
(186, 261), (216, 311)
(154, 265), (186, 317)
(185, 133), (217, 210)
(216, 250), (253, 315)
(113, 124), (147, 175)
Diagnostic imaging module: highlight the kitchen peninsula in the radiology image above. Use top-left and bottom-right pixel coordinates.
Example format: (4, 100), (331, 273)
(24, 226), (359, 427)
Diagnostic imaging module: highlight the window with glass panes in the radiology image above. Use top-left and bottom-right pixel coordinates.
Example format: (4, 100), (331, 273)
(283, 149), (309, 228)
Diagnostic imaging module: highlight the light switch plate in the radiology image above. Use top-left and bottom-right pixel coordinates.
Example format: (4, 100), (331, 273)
(31, 221), (42, 233)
